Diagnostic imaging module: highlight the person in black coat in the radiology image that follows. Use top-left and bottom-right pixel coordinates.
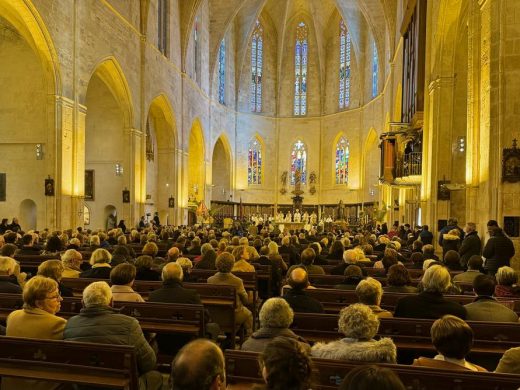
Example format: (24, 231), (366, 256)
(458, 223), (481, 269)
(438, 217), (464, 247)
(483, 226), (515, 276)
(134, 255), (161, 281)
(79, 248), (112, 279)
(0, 257), (22, 294)
(394, 265), (466, 320)
(282, 268), (323, 313)
(148, 263), (218, 353)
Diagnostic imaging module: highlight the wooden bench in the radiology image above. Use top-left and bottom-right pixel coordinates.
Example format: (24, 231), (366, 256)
(224, 350), (520, 390)
(0, 336), (139, 389)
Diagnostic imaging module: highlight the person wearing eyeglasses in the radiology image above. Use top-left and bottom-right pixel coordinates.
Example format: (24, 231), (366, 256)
(5, 275), (66, 340)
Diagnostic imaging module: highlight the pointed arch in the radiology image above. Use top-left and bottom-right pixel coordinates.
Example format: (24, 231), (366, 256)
(294, 21), (309, 116)
(332, 133), (350, 185)
(247, 134), (264, 185)
(188, 118), (206, 201)
(361, 127), (379, 190)
(84, 57), (134, 128)
(212, 133), (232, 201)
(147, 94), (177, 149)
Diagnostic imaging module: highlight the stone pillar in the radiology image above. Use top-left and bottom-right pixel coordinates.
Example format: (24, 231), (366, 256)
(124, 127), (143, 226)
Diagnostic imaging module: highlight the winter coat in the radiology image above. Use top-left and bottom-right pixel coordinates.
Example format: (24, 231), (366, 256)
(241, 327), (309, 353)
(394, 291), (467, 320)
(483, 233), (515, 273)
(458, 231), (481, 267)
(63, 305), (156, 374)
(311, 337), (396, 363)
(441, 233), (461, 257)
(464, 296), (519, 322)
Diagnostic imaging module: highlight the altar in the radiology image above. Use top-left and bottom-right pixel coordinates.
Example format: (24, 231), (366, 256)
(277, 222), (306, 232)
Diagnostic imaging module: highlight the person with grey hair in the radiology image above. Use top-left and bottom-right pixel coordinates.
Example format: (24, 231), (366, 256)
(241, 297), (309, 352)
(394, 265), (466, 319)
(61, 249), (83, 278)
(331, 249), (358, 275)
(149, 262), (201, 304)
(0, 256), (22, 293)
(287, 248), (325, 275)
(494, 266), (520, 297)
(311, 303), (396, 363)
(79, 248), (112, 279)
(458, 222), (481, 269)
(64, 281), (162, 390)
(208, 253), (253, 336)
(356, 278), (392, 318)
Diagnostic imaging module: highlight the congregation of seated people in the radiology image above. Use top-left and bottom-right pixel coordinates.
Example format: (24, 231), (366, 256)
(0, 215), (518, 389)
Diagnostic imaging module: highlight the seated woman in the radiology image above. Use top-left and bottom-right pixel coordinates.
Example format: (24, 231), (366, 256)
(41, 235), (62, 256)
(494, 266), (520, 297)
(79, 248), (112, 279)
(311, 303), (396, 363)
(241, 297), (308, 352)
(340, 365), (406, 390)
(384, 264), (418, 293)
(61, 249), (83, 278)
(194, 244), (217, 270)
(355, 278), (393, 318)
(232, 245), (255, 272)
(176, 257), (197, 283)
(334, 265), (364, 290)
(37, 260), (73, 297)
(254, 336), (313, 390)
(327, 240), (345, 261)
(6, 275), (66, 339)
(413, 315), (487, 371)
(110, 263), (144, 302)
(134, 255), (161, 281)
(110, 245), (133, 266)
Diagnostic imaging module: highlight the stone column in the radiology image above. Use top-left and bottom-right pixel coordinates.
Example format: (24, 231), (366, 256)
(124, 127), (143, 226)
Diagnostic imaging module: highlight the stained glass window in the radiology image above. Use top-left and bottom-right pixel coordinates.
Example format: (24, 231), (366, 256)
(372, 41), (378, 98)
(157, 0), (168, 56)
(218, 39), (226, 104)
(291, 140), (307, 184)
(294, 22), (308, 116)
(335, 137), (350, 184)
(248, 138), (262, 185)
(194, 15), (201, 85)
(250, 20), (264, 112)
(339, 20), (351, 109)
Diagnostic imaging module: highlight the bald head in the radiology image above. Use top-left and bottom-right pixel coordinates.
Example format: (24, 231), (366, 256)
(170, 339), (225, 390)
(289, 267), (309, 290)
(162, 262), (184, 283)
(167, 246), (180, 262)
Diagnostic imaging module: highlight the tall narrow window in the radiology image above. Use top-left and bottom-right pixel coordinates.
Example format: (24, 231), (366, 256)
(372, 41), (378, 98)
(250, 20), (264, 112)
(194, 15), (201, 85)
(335, 137), (350, 184)
(291, 140), (307, 184)
(157, 0), (169, 56)
(218, 39), (226, 104)
(294, 22), (308, 116)
(248, 138), (262, 185)
(339, 20), (351, 109)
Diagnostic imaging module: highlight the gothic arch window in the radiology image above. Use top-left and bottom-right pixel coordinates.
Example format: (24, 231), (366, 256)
(294, 22), (308, 116)
(218, 39), (226, 104)
(291, 140), (307, 184)
(250, 20), (263, 113)
(372, 41), (378, 98)
(335, 137), (350, 184)
(248, 138), (262, 185)
(157, 0), (169, 56)
(339, 20), (351, 109)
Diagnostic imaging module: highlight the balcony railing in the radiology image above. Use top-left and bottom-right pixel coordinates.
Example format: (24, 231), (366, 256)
(396, 152), (422, 178)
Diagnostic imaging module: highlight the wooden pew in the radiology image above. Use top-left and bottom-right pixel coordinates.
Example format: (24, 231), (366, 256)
(0, 336), (139, 389)
(224, 350), (520, 390)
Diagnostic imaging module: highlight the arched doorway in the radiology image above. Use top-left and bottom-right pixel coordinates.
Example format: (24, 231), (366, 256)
(0, 2), (58, 229)
(84, 59), (132, 230)
(145, 95), (176, 225)
(19, 199), (37, 231)
(211, 136), (232, 201)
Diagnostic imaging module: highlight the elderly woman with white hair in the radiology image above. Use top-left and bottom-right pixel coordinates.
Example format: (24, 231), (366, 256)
(241, 297), (309, 352)
(494, 266), (520, 297)
(394, 265), (466, 319)
(267, 241), (288, 273)
(79, 248), (112, 279)
(311, 303), (396, 363)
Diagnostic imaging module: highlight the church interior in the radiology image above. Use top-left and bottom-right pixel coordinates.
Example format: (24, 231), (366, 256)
(1, 0), (520, 388)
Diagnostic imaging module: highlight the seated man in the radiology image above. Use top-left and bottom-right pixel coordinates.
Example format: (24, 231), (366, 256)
(170, 339), (226, 390)
(334, 265), (364, 290)
(464, 274), (518, 322)
(330, 249), (358, 275)
(413, 315), (487, 371)
(15, 233), (41, 255)
(282, 268), (324, 313)
(496, 347), (520, 374)
(287, 248), (325, 275)
(452, 255), (483, 284)
(355, 277), (392, 318)
(63, 281), (162, 390)
(394, 265), (466, 319)
(0, 256), (22, 293)
(207, 253), (253, 336)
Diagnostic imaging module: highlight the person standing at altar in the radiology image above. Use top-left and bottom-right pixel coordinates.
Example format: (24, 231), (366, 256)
(285, 211), (293, 223)
(294, 209), (302, 223)
(302, 211), (309, 224)
(310, 211), (318, 225)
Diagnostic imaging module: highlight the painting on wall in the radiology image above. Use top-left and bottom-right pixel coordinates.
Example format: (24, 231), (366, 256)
(85, 170), (95, 200)
(0, 173), (5, 201)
